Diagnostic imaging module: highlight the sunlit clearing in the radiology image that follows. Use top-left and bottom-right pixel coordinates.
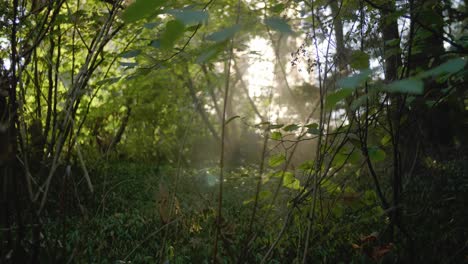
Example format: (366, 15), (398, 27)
(243, 37), (275, 98)
(242, 35), (316, 123)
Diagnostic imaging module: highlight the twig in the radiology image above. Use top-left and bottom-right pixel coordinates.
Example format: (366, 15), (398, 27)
(213, 0), (242, 262)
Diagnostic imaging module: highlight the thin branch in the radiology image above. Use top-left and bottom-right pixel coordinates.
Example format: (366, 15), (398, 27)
(213, 0), (242, 261)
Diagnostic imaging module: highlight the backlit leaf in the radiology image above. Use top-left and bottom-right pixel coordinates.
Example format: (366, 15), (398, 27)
(306, 123), (319, 134)
(268, 154), (286, 167)
(271, 131), (282, 140)
(380, 135), (391, 146)
(283, 124), (299, 132)
(283, 173), (300, 190)
(243, 198), (254, 205)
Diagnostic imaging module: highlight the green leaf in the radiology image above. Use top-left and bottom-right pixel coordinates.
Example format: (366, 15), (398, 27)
(119, 61), (138, 68)
(272, 171), (289, 178)
(332, 204), (344, 217)
(287, 180), (301, 190)
(325, 88), (353, 110)
(268, 171), (280, 179)
(143, 22), (160, 29)
(206, 24), (241, 42)
(368, 146), (386, 163)
(331, 148), (357, 166)
(166, 9), (208, 25)
(322, 180), (340, 194)
(350, 94), (369, 110)
(149, 39), (161, 49)
(244, 191), (272, 205)
(120, 49), (141, 58)
(259, 190), (272, 199)
(264, 17), (293, 34)
(283, 173), (300, 190)
(283, 124), (300, 132)
(350, 50), (370, 69)
(405, 96), (416, 106)
(337, 69), (372, 89)
(186, 25), (199, 32)
(348, 150), (361, 164)
(305, 123), (319, 134)
(425, 100), (436, 107)
(196, 43), (225, 64)
(96, 77), (121, 86)
(420, 58), (466, 78)
(298, 160), (314, 171)
(271, 3), (285, 13)
(385, 79), (424, 94)
(196, 49), (219, 64)
(384, 38), (400, 47)
(268, 154), (286, 167)
(271, 131), (282, 140)
(268, 124), (284, 130)
(333, 152), (347, 167)
(380, 135), (391, 146)
(122, 0), (164, 23)
(243, 198), (254, 205)
(161, 20), (185, 49)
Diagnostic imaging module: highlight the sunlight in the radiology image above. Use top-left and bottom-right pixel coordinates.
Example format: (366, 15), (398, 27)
(0, 37), (10, 70)
(3, 0), (465, 261)
(242, 35), (316, 123)
(243, 37), (275, 98)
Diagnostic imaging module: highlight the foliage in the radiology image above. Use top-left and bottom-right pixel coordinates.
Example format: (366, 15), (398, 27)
(1, 0), (467, 263)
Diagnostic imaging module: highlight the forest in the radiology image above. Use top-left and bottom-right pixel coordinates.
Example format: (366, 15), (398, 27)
(0, 0), (467, 263)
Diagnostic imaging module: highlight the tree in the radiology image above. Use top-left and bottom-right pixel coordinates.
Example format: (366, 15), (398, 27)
(1, 0), (467, 262)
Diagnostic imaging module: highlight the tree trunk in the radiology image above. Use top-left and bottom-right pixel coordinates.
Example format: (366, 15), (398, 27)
(330, 0), (347, 73)
(380, 0), (403, 229)
(381, 1), (402, 82)
(411, 0), (445, 71)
